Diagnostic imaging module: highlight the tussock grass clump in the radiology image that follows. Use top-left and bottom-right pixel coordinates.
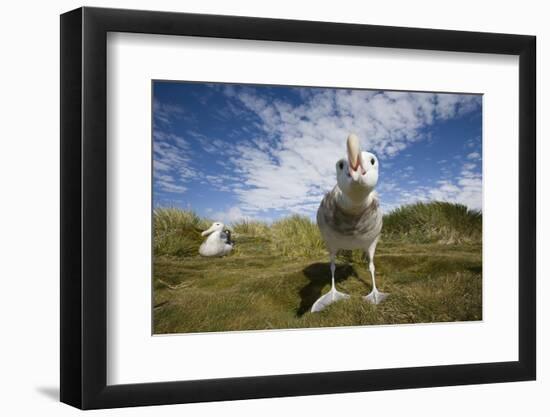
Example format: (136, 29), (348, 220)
(153, 202), (482, 333)
(153, 201), (482, 259)
(383, 202), (482, 244)
(269, 215), (326, 258)
(232, 219), (270, 237)
(153, 208), (210, 257)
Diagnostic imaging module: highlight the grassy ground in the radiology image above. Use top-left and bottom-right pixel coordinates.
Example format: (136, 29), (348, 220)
(153, 202), (482, 334)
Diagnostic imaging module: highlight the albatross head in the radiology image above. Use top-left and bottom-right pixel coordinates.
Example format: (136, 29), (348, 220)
(336, 133), (379, 201)
(201, 222), (225, 237)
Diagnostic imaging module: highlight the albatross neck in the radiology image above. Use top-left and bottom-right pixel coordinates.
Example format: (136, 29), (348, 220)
(335, 186), (377, 214)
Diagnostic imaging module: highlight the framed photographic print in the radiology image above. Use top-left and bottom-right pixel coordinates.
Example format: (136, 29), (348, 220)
(60, 6), (536, 409)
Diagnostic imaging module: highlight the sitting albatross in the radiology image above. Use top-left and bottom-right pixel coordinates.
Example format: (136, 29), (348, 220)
(199, 222), (234, 257)
(311, 133), (388, 312)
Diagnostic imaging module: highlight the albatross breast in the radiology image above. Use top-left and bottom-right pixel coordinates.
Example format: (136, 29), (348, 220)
(317, 188), (383, 251)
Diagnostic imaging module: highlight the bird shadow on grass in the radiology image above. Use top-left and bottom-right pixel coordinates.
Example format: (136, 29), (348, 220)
(467, 265), (482, 274)
(297, 263), (360, 317)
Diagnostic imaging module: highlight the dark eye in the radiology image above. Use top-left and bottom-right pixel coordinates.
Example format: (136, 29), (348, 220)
(338, 161), (344, 170)
(371, 158), (375, 165)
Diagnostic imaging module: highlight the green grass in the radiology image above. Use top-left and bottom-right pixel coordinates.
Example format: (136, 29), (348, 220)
(270, 215), (326, 258)
(153, 208), (211, 257)
(153, 202), (482, 334)
(383, 201), (482, 244)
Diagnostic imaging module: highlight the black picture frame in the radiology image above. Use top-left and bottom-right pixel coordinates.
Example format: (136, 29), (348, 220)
(60, 6), (536, 410)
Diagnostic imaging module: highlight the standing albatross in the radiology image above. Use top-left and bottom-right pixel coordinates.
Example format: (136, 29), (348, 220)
(311, 133), (388, 312)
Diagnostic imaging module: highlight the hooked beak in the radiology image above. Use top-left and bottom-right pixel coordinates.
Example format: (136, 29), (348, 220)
(347, 134), (366, 178)
(201, 226), (215, 237)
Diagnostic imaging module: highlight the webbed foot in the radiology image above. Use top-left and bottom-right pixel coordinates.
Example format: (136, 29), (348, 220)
(311, 287), (350, 312)
(363, 289), (388, 305)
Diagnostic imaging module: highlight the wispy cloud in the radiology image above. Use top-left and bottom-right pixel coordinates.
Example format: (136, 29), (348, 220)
(153, 130), (196, 194)
(389, 161), (482, 211)
(223, 88), (481, 215)
(213, 206), (248, 224)
(153, 83), (482, 219)
(153, 99), (197, 126)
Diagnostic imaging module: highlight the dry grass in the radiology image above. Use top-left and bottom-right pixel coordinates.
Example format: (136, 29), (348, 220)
(153, 202), (482, 334)
(269, 215), (326, 258)
(232, 219), (270, 237)
(153, 208), (210, 257)
(383, 201), (482, 244)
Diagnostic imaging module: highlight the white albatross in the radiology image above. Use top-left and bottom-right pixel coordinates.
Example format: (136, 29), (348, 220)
(199, 222), (234, 257)
(311, 133), (388, 312)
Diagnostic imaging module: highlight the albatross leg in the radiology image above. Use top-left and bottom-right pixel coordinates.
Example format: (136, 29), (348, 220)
(311, 253), (350, 313)
(363, 237), (388, 305)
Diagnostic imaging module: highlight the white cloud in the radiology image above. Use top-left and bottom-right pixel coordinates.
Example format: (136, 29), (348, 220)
(157, 181), (187, 193)
(212, 206), (248, 225)
(394, 162), (482, 211)
(153, 87), (481, 215)
(467, 152), (481, 160)
(222, 89), (481, 215)
(187, 130), (229, 154)
(153, 99), (185, 125)
(153, 130), (196, 194)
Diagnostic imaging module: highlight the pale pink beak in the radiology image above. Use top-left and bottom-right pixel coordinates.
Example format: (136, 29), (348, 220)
(347, 134), (366, 177)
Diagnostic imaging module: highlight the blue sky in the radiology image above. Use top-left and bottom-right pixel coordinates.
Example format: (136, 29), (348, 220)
(153, 81), (482, 223)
